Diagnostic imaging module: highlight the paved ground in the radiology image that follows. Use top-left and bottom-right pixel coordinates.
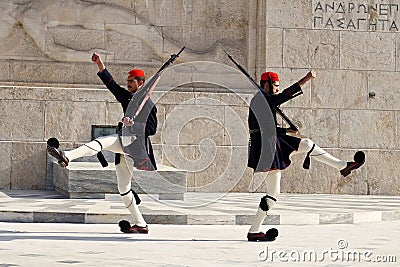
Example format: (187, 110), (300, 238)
(0, 222), (399, 266)
(1, 190), (400, 225)
(1, 190), (399, 266)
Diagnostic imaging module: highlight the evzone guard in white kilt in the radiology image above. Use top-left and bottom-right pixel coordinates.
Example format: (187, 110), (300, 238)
(47, 53), (157, 234)
(247, 71), (365, 242)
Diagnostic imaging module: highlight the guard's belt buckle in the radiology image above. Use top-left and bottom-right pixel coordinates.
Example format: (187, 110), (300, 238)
(249, 129), (260, 134)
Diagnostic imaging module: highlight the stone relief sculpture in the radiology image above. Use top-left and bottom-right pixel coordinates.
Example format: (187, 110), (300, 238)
(0, 0), (245, 63)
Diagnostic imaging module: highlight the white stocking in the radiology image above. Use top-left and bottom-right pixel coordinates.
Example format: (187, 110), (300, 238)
(117, 155), (146, 227)
(64, 134), (123, 161)
(293, 138), (346, 170)
(249, 170), (281, 233)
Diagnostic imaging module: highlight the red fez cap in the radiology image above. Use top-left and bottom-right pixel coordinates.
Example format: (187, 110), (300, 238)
(128, 69), (145, 79)
(261, 71), (279, 82)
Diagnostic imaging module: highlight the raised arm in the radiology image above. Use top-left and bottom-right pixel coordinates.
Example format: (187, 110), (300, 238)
(91, 52), (130, 110)
(298, 70), (316, 88)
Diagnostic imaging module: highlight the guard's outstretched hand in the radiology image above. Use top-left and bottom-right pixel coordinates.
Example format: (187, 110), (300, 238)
(307, 70), (317, 79)
(91, 52), (105, 72)
(91, 53), (102, 64)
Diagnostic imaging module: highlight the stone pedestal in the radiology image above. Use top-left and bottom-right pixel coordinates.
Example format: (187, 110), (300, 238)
(52, 161), (187, 200)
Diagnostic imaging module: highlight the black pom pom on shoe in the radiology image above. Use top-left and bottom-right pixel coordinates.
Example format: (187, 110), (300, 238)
(47, 137), (60, 149)
(354, 151), (365, 164)
(265, 228), (279, 241)
(119, 220), (131, 233)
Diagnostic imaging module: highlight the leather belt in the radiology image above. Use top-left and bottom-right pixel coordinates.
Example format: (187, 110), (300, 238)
(249, 129), (260, 134)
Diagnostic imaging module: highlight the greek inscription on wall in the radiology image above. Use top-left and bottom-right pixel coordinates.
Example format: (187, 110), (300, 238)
(313, 1), (399, 31)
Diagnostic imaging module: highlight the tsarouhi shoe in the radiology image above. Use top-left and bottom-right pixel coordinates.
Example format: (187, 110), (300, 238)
(46, 137), (69, 167)
(119, 220), (148, 234)
(340, 151), (365, 177)
(247, 228), (278, 242)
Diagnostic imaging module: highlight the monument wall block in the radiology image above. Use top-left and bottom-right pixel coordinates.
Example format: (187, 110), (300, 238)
(0, 142), (12, 189)
(366, 150), (400, 195)
(44, 101), (107, 142)
(267, 0), (312, 29)
(397, 111), (400, 150)
(134, 0), (181, 27)
(309, 30), (340, 69)
(367, 71), (400, 110)
(161, 102), (225, 146)
(10, 142), (47, 190)
(311, 69), (367, 109)
(161, 144), (197, 191)
(72, 88), (116, 103)
(178, 117), (225, 146)
(283, 29), (311, 68)
(0, 86), (16, 100)
(191, 145), (236, 192)
(339, 110), (396, 150)
(104, 29), (162, 64)
(340, 31), (396, 71)
(104, 102), (124, 126)
(153, 91), (196, 106)
(265, 28), (283, 68)
(0, 100), (45, 141)
(283, 29), (339, 69)
(11, 61), (97, 84)
(0, 62), (10, 81)
(223, 105), (249, 147)
(48, 27), (105, 55)
(193, 92), (251, 107)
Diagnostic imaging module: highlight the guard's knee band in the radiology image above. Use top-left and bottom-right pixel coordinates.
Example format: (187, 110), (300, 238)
(259, 195), (277, 211)
(303, 144), (315, 169)
(301, 138), (314, 151)
(120, 189), (141, 206)
(115, 153), (121, 165)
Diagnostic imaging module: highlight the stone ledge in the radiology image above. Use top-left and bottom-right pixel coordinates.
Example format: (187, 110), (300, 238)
(52, 162), (187, 200)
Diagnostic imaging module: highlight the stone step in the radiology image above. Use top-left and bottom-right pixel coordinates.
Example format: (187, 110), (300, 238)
(52, 161), (187, 200)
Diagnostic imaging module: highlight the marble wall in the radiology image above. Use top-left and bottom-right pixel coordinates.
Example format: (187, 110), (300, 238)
(260, 0), (400, 195)
(0, 0), (398, 195)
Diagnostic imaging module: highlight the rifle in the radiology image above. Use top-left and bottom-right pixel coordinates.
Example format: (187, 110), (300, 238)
(121, 47), (185, 148)
(224, 50), (298, 131)
(125, 46), (185, 119)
